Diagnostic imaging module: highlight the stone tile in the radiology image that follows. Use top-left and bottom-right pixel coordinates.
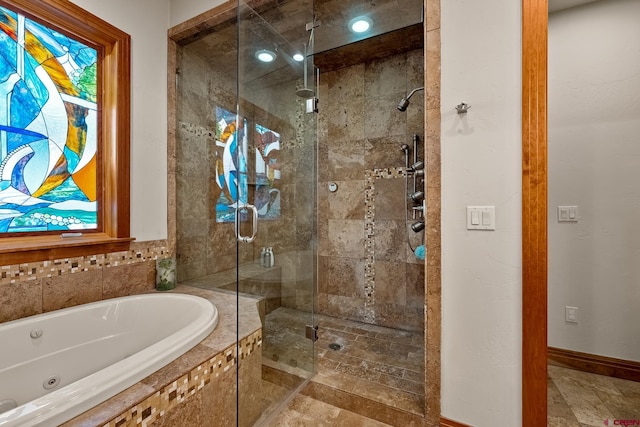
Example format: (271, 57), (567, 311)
(318, 180), (366, 220)
(151, 391), (201, 427)
(405, 263), (425, 308)
(425, 29), (441, 111)
(552, 370), (615, 426)
(0, 280), (42, 322)
(264, 407), (330, 427)
(318, 256), (366, 298)
(547, 416), (582, 427)
(287, 394), (342, 423)
(609, 375), (640, 399)
(323, 65), (366, 143)
(42, 269), (103, 312)
(364, 135), (408, 170)
(377, 372), (424, 396)
(333, 408), (394, 427)
(407, 50), (425, 91)
(374, 220), (408, 263)
(62, 383), (156, 427)
(549, 366), (621, 396)
(102, 262), (154, 299)
(374, 261), (407, 305)
(201, 368), (237, 427)
(318, 140), (366, 182)
(319, 219), (365, 258)
(374, 178), (407, 220)
(406, 99), (425, 138)
(548, 378), (580, 422)
(596, 388), (640, 420)
(175, 169), (209, 221)
(363, 93), (407, 139)
(364, 54), (408, 98)
(326, 294), (365, 322)
(425, 0), (441, 32)
(141, 343), (214, 390)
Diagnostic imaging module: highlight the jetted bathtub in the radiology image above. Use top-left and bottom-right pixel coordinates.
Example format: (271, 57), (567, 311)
(0, 293), (218, 427)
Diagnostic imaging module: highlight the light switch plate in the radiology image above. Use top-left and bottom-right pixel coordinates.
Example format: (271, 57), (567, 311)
(467, 206), (495, 230)
(558, 206), (579, 222)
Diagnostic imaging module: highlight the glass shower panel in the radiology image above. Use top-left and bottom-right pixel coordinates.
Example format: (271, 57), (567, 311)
(236, 2), (317, 424)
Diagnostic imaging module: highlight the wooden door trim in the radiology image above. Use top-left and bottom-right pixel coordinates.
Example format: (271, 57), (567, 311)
(522, 0), (548, 425)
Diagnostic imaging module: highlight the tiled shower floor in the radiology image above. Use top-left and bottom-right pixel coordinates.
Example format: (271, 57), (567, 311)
(263, 307), (425, 416)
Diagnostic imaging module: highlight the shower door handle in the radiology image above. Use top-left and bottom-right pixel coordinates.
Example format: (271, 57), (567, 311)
(235, 204), (258, 243)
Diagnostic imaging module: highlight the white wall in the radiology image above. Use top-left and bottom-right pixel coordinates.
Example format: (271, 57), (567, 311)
(548, 0), (640, 361)
(70, 0), (170, 241)
(440, 0), (522, 425)
(169, 0), (228, 27)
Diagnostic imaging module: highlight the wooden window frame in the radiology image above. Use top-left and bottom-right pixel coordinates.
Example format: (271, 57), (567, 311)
(0, 0), (132, 265)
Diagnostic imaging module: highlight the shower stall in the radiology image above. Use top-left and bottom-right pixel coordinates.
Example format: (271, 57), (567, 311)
(171, 0), (426, 423)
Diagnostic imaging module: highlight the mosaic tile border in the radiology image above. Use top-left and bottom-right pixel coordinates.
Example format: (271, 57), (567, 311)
(363, 167), (409, 323)
(104, 329), (262, 427)
(0, 241), (170, 285)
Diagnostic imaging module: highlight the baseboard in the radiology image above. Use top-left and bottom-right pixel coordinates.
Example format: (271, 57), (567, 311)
(440, 417), (473, 427)
(548, 346), (640, 382)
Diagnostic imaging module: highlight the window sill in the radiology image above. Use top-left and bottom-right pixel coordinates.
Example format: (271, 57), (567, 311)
(0, 234), (135, 265)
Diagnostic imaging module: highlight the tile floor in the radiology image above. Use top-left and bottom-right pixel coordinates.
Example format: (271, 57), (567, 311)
(548, 365), (640, 427)
(262, 394), (393, 427)
(263, 307), (425, 415)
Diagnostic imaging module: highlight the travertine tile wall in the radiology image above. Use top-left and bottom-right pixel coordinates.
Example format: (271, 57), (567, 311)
(175, 46), (315, 299)
(317, 49), (426, 332)
(0, 240), (169, 323)
(175, 48), (240, 282)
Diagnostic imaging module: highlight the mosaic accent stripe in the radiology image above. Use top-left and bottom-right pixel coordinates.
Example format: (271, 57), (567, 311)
(103, 330), (262, 427)
(0, 242), (170, 285)
(363, 167), (409, 323)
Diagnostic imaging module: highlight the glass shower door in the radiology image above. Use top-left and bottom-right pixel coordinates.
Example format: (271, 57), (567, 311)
(235, 2), (317, 424)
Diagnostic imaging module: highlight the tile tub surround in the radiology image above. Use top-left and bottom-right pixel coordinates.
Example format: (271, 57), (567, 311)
(61, 286), (264, 427)
(0, 241), (170, 324)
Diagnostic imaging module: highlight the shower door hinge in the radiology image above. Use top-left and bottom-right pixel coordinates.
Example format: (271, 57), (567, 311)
(305, 324), (318, 342)
(306, 97), (318, 114)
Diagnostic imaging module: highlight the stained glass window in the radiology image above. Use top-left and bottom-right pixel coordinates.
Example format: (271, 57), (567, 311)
(255, 123), (280, 219)
(0, 6), (98, 234)
(215, 107), (248, 223)
(213, 107), (282, 223)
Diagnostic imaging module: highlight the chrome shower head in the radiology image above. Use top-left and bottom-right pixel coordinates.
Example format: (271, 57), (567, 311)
(396, 87), (425, 112)
(397, 97), (410, 112)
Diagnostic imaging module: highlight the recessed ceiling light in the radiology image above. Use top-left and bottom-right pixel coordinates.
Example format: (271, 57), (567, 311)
(349, 16), (372, 34)
(293, 53), (304, 62)
(255, 49), (276, 63)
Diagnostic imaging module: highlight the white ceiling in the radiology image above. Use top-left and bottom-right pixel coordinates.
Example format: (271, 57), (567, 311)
(548, 0), (602, 13)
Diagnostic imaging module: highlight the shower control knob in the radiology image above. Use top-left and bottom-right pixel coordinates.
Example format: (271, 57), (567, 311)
(328, 182), (338, 192)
